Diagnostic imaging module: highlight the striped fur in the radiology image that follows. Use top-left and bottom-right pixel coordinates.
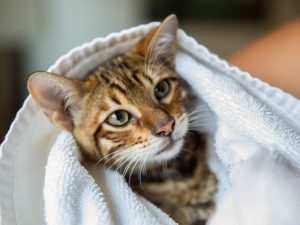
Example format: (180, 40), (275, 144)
(73, 52), (185, 161)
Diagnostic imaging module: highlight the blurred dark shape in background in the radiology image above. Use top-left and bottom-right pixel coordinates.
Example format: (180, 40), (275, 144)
(0, 47), (22, 141)
(150, 0), (266, 20)
(0, 0), (300, 142)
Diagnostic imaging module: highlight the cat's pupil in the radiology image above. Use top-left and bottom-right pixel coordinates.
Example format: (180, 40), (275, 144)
(107, 110), (130, 126)
(155, 80), (170, 99)
(114, 111), (125, 122)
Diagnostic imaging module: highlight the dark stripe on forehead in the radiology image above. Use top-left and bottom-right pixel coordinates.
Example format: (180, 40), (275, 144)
(101, 72), (110, 83)
(111, 83), (127, 95)
(120, 61), (131, 70)
(131, 73), (144, 85)
(143, 73), (154, 84)
(111, 96), (121, 105)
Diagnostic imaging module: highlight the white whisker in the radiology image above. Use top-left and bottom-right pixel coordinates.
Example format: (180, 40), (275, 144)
(128, 154), (142, 185)
(123, 153), (140, 177)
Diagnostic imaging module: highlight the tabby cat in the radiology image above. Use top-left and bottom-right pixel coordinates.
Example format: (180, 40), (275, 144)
(27, 15), (217, 225)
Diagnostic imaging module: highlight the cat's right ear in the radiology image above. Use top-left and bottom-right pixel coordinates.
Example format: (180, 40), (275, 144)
(27, 72), (83, 131)
(134, 14), (178, 66)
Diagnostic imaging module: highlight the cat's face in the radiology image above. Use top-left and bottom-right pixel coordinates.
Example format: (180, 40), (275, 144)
(73, 52), (188, 165)
(27, 15), (188, 167)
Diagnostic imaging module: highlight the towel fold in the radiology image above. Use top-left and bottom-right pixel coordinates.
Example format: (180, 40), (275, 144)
(44, 131), (176, 225)
(1, 21), (300, 225)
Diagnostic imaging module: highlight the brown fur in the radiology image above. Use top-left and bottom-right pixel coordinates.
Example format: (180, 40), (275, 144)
(27, 15), (217, 225)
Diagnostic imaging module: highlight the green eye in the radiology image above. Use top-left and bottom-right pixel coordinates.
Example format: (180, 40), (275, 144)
(107, 110), (130, 126)
(154, 79), (170, 100)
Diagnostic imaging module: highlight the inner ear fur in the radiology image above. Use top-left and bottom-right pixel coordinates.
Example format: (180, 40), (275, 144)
(27, 72), (83, 131)
(134, 14), (178, 66)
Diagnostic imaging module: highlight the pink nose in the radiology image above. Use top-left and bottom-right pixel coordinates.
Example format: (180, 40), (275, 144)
(153, 117), (175, 137)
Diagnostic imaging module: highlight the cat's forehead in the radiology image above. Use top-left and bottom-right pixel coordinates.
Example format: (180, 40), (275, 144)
(96, 54), (173, 86)
(105, 53), (175, 78)
(83, 53), (178, 110)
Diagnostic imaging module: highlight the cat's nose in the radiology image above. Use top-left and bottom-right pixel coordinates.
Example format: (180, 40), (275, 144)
(153, 116), (175, 137)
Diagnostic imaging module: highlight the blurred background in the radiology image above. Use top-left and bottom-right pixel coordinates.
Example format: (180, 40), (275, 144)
(0, 0), (300, 141)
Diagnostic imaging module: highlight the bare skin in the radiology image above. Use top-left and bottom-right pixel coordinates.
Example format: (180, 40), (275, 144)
(229, 18), (300, 99)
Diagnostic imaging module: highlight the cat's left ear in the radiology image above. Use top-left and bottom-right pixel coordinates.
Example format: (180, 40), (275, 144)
(136, 14), (178, 66)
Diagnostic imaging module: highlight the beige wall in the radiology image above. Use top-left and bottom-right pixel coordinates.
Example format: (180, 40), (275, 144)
(0, 0), (299, 137)
(0, 0), (146, 96)
(29, 0), (146, 71)
(0, 0), (299, 97)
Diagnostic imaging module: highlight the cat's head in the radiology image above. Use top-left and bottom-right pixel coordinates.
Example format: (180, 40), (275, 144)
(28, 15), (190, 167)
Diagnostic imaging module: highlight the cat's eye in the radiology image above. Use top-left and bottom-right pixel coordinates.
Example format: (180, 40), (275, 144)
(154, 79), (170, 100)
(107, 110), (130, 126)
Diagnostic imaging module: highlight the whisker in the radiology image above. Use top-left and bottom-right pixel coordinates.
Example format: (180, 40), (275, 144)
(138, 154), (149, 191)
(147, 54), (176, 82)
(108, 146), (138, 171)
(108, 153), (129, 171)
(123, 153), (139, 177)
(93, 147), (125, 167)
(152, 54), (176, 76)
(128, 154), (142, 185)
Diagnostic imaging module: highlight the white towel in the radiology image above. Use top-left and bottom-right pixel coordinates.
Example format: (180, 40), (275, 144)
(1, 22), (300, 225)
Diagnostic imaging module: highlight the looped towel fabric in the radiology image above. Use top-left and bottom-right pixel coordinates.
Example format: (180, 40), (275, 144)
(1, 21), (300, 225)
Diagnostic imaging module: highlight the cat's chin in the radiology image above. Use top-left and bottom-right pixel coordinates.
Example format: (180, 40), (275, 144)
(150, 138), (184, 163)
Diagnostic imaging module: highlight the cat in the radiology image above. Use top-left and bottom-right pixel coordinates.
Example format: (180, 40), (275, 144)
(27, 14), (217, 225)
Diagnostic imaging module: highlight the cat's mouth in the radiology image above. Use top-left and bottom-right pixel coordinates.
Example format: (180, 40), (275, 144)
(148, 137), (184, 162)
(158, 140), (174, 154)
(157, 138), (183, 155)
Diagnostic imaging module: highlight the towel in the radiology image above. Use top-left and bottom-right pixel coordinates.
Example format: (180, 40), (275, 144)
(1, 21), (300, 225)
